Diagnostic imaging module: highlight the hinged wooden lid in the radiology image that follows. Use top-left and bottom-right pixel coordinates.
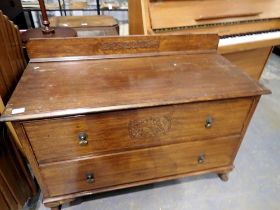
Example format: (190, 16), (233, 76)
(49, 15), (118, 28)
(0, 35), (270, 122)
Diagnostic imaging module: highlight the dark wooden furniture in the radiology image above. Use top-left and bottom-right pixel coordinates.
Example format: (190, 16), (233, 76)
(0, 10), (36, 210)
(49, 15), (119, 37)
(0, 34), (270, 210)
(21, 0), (77, 44)
(128, 0), (280, 80)
(21, 27), (77, 44)
(0, 10), (26, 105)
(0, 0), (27, 29)
(0, 116), (35, 210)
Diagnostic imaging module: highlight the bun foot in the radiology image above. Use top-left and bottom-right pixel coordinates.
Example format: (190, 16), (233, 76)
(46, 198), (74, 210)
(50, 205), (61, 210)
(218, 173), (229, 182)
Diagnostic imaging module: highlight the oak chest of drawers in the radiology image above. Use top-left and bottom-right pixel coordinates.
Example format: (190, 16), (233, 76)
(0, 35), (270, 209)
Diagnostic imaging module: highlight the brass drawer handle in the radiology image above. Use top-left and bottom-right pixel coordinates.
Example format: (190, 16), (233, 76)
(78, 132), (88, 146)
(205, 116), (213, 128)
(198, 153), (205, 164)
(86, 173), (95, 183)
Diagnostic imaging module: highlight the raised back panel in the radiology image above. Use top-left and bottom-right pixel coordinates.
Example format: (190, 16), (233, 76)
(27, 34), (219, 60)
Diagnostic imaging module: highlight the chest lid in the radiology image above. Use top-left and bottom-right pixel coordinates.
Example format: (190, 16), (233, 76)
(0, 34), (270, 122)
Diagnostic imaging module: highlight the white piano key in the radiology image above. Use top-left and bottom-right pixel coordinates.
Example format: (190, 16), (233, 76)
(219, 31), (280, 47)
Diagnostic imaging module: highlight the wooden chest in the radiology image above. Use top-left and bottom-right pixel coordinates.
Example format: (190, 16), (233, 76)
(0, 35), (270, 209)
(49, 15), (119, 37)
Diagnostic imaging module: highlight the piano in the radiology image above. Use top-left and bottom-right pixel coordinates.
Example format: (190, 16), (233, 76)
(128, 0), (280, 79)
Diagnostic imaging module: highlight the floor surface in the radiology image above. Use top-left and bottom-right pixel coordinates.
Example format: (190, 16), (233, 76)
(29, 53), (280, 210)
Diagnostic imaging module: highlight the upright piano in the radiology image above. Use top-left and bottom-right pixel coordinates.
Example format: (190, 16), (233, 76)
(128, 0), (280, 79)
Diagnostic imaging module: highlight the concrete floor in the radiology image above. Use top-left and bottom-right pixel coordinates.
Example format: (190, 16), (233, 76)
(31, 53), (280, 210)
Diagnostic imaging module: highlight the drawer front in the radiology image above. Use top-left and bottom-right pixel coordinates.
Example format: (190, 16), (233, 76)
(24, 98), (252, 164)
(41, 136), (239, 197)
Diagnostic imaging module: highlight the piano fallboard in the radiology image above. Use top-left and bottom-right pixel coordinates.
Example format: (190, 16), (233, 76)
(149, 0), (280, 34)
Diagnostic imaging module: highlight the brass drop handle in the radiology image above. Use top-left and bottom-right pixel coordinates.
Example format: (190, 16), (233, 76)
(205, 116), (213, 128)
(198, 154), (205, 164)
(78, 132), (88, 146)
(86, 173), (95, 183)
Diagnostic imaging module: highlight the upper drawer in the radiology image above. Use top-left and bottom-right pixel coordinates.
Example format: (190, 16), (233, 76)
(23, 98), (252, 164)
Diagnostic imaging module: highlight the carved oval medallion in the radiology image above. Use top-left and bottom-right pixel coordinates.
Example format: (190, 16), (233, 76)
(128, 115), (172, 139)
(100, 40), (160, 50)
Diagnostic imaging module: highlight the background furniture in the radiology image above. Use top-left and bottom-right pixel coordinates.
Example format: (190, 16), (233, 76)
(0, 10), (36, 210)
(0, 0), (28, 28)
(128, 0), (280, 80)
(21, 0), (77, 44)
(49, 15), (119, 36)
(0, 104), (35, 210)
(0, 34), (270, 209)
(0, 10), (26, 105)
(22, 0), (128, 29)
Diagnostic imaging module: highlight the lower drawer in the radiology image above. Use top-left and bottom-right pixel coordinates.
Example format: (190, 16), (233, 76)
(41, 136), (239, 197)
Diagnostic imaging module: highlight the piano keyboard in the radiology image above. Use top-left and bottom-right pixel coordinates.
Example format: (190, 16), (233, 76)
(219, 30), (280, 47)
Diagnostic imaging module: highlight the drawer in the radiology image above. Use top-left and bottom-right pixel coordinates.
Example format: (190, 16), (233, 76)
(24, 98), (252, 164)
(41, 136), (239, 197)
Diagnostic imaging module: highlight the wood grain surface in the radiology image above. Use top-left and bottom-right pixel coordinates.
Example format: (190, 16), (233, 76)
(41, 136), (239, 197)
(0, 11), (36, 210)
(223, 47), (272, 79)
(49, 15), (118, 27)
(0, 191), (10, 210)
(148, 0), (280, 30)
(128, 0), (280, 80)
(0, 35), (271, 210)
(1, 52), (269, 122)
(24, 98), (252, 164)
(0, 175), (17, 210)
(0, 124), (35, 208)
(26, 34), (219, 59)
(0, 11), (26, 104)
